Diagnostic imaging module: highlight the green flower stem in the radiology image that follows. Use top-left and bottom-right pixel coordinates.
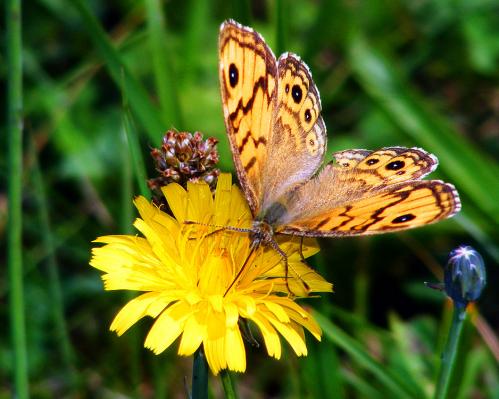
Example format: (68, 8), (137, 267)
(434, 305), (467, 399)
(6, 0), (29, 398)
(220, 370), (238, 399)
(192, 348), (208, 399)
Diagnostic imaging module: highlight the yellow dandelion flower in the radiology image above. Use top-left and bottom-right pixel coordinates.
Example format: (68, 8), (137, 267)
(90, 174), (332, 375)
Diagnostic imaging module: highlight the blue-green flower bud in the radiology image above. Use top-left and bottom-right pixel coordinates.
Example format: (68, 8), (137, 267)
(444, 246), (486, 309)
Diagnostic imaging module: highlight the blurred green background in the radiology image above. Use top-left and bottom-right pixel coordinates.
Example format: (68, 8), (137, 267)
(2, 0), (499, 397)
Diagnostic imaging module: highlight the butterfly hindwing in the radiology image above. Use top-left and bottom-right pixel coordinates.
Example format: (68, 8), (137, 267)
(260, 53), (327, 211)
(277, 147), (460, 235)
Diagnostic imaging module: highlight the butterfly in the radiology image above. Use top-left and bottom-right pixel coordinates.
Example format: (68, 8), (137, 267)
(218, 19), (461, 256)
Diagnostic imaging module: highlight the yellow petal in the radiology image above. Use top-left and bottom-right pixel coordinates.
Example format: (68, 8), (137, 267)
(213, 174), (233, 225)
(178, 313), (205, 356)
(263, 301), (290, 323)
(224, 302), (239, 328)
(225, 327), (246, 372)
(186, 181), (214, 224)
(205, 308), (227, 341)
(249, 313), (282, 359)
(110, 292), (169, 335)
(263, 310), (308, 356)
(145, 301), (192, 354)
(90, 235), (155, 273)
(204, 336), (225, 375)
(162, 183), (188, 222)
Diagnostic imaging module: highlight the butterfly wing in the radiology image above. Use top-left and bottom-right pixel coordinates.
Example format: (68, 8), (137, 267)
(219, 21), (327, 218)
(259, 53), (327, 212)
(277, 147), (461, 235)
(219, 20), (277, 216)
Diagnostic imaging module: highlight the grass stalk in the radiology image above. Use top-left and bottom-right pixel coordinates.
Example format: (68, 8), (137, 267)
(30, 140), (78, 390)
(122, 71), (150, 199)
(120, 129), (142, 397)
(6, 0), (29, 397)
(145, 0), (183, 128)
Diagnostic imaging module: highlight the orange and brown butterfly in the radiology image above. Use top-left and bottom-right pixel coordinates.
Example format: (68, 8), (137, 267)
(218, 19), (460, 255)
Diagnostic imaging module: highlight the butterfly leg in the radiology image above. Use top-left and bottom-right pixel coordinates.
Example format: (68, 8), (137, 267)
(299, 236), (306, 262)
(266, 240), (303, 297)
(275, 237), (314, 296)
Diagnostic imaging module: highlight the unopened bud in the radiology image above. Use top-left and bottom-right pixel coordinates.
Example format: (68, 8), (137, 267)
(444, 245), (486, 309)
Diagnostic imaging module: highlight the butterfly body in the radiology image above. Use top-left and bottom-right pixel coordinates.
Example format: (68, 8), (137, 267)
(218, 20), (460, 245)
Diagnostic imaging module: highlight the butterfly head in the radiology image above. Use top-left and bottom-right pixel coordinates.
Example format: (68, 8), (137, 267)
(250, 220), (275, 249)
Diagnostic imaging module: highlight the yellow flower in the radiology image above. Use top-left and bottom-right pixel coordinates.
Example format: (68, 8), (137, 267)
(90, 174), (332, 375)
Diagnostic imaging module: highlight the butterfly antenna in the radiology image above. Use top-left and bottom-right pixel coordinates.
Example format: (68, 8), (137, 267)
(184, 220), (253, 236)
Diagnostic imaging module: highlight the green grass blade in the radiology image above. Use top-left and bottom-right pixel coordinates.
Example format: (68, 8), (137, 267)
(120, 127), (134, 234)
(388, 313), (431, 397)
(29, 139), (79, 390)
(122, 72), (151, 199)
(456, 347), (489, 399)
(348, 31), (499, 229)
(183, 0), (210, 84)
(6, 0), (29, 397)
(315, 311), (416, 399)
(341, 368), (384, 399)
(145, 0), (183, 128)
(303, 340), (345, 398)
(120, 126), (142, 398)
(72, 0), (164, 142)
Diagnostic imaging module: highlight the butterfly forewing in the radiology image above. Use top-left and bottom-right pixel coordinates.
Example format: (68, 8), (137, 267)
(219, 20), (277, 216)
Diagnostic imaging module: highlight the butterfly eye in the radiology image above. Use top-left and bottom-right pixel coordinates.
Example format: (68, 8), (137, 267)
(285, 84), (290, 94)
(366, 158), (379, 166)
(386, 160), (405, 170)
(229, 64), (239, 87)
(291, 85), (302, 103)
(392, 214), (416, 223)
